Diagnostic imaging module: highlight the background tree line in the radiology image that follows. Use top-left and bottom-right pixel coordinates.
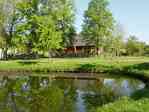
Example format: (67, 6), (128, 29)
(0, 0), (75, 59)
(81, 0), (148, 57)
(0, 0), (148, 60)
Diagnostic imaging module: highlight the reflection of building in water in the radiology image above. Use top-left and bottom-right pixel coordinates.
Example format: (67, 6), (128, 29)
(73, 78), (104, 91)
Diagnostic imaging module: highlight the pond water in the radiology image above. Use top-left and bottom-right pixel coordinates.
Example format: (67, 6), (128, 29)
(0, 73), (146, 112)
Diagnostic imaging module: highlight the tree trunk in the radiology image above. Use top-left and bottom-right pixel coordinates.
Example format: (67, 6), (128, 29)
(3, 47), (8, 60)
(27, 46), (32, 55)
(74, 46), (77, 56)
(96, 48), (100, 56)
(48, 49), (53, 58)
(26, 41), (33, 55)
(96, 47), (104, 56)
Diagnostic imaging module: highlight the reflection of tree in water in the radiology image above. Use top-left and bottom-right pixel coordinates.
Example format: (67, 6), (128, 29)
(82, 78), (144, 112)
(0, 76), (18, 112)
(0, 76), (77, 112)
(52, 79), (77, 112)
(27, 76), (64, 112)
(82, 79), (118, 112)
(0, 76), (144, 112)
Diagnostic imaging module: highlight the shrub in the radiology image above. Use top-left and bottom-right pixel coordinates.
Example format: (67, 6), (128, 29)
(96, 97), (149, 112)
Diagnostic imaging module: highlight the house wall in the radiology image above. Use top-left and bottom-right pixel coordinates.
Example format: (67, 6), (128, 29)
(64, 46), (96, 57)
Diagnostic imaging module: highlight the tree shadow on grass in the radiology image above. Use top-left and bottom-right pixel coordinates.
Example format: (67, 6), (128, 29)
(77, 64), (96, 72)
(116, 63), (149, 85)
(125, 62), (149, 70)
(77, 63), (114, 73)
(131, 87), (149, 100)
(18, 61), (38, 65)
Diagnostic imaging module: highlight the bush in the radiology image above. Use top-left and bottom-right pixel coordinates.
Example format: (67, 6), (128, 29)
(96, 97), (149, 112)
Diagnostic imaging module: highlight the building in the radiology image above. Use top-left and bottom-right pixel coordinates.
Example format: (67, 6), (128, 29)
(64, 35), (99, 57)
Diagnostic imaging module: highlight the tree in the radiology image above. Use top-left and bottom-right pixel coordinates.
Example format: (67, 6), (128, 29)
(82, 0), (114, 55)
(15, 0), (75, 56)
(57, 0), (76, 47)
(107, 24), (125, 57)
(38, 0), (76, 52)
(126, 36), (145, 56)
(15, 0), (41, 54)
(35, 15), (62, 57)
(44, 0), (76, 47)
(144, 45), (149, 56)
(0, 0), (18, 59)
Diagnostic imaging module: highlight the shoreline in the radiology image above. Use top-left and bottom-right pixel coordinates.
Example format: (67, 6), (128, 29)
(0, 57), (149, 84)
(0, 69), (148, 85)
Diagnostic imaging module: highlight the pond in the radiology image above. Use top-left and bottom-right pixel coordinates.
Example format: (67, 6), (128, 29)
(0, 73), (146, 112)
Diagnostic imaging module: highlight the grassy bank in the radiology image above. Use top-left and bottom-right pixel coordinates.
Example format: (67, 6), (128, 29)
(96, 87), (149, 112)
(96, 97), (149, 112)
(0, 57), (149, 80)
(0, 57), (149, 112)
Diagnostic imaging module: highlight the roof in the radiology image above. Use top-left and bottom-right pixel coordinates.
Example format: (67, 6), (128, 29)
(73, 35), (86, 46)
(72, 35), (94, 47)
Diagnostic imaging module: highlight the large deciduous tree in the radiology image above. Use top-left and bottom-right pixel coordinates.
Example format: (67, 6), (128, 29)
(15, 0), (75, 56)
(55, 0), (76, 47)
(40, 0), (76, 47)
(15, 0), (41, 54)
(82, 0), (114, 55)
(35, 15), (62, 57)
(0, 0), (18, 59)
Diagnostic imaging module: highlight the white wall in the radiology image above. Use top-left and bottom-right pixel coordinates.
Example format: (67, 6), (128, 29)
(0, 49), (3, 59)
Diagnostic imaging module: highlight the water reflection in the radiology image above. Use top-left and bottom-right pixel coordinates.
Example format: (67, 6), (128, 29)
(0, 75), (145, 112)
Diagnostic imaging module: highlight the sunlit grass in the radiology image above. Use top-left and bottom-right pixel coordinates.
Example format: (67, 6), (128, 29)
(0, 56), (149, 78)
(96, 97), (149, 112)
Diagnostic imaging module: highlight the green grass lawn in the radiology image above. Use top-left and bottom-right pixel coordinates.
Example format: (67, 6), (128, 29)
(95, 87), (149, 112)
(0, 56), (149, 79)
(96, 97), (149, 112)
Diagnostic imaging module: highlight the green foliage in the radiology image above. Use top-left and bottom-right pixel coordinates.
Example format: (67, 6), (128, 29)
(132, 88), (149, 100)
(0, 0), (18, 59)
(0, 36), (5, 48)
(126, 36), (146, 56)
(0, 0), (6, 49)
(14, 0), (75, 54)
(55, 0), (76, 47)
(82, 0), (114, 53)
(144, 45), (149, 56)
(96, 97), (149, 112)
(15, 0), (41, 53)
(0, 0), (148, 58)
(103, 24), (125, 57)
(34, 15), (62, 52)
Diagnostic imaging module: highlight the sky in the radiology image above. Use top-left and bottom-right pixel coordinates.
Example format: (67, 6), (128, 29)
(74, 0), (149, 43)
